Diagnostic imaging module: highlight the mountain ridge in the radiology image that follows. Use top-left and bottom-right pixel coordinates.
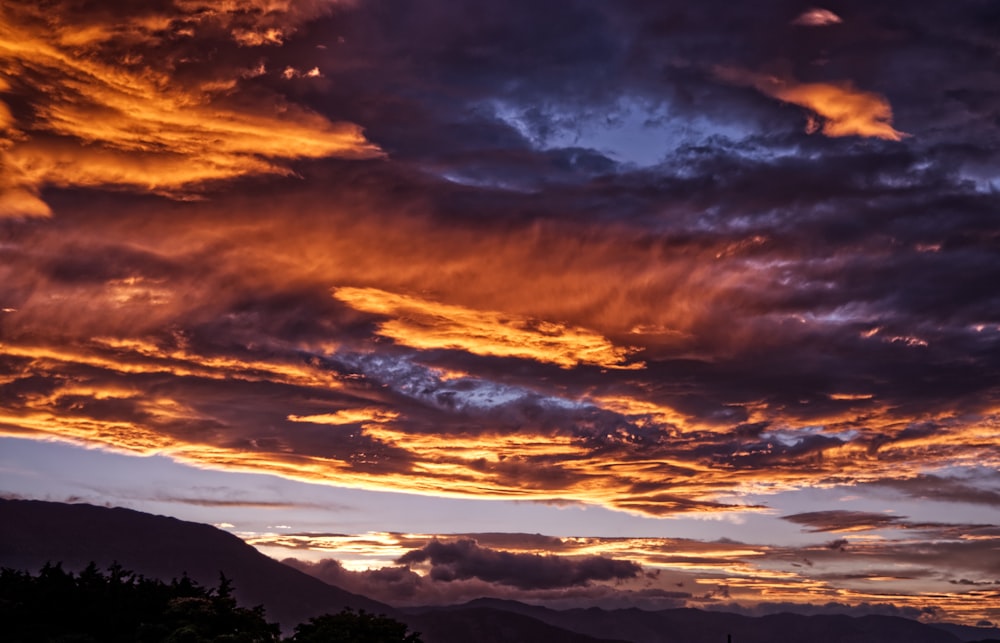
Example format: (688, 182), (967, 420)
(406, 597), (970, 643)
(0, 498), (619, 642)
(0, 497), (394, 631)
(2, 498), (996, 643)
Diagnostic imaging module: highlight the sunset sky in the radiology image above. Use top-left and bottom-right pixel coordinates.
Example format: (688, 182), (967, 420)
(1, 0), (999, 627)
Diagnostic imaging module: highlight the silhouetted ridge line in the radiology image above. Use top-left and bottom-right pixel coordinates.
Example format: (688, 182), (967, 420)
(0, 498), (393, 631)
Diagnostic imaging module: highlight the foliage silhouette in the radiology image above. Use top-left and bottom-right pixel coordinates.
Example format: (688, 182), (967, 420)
(0, 562), (279, 642)
(0, 563), (421, 643)
(287, 608), (423, 643)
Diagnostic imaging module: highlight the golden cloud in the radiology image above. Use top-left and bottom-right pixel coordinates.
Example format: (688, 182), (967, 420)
(717, 67), (907, 141)
(288, 409), (400, 425)
(4, 330), (1000, 523)
(3, 198), (997, 521)
(332, 287), (644, 370)
(0, 0), (379, 217)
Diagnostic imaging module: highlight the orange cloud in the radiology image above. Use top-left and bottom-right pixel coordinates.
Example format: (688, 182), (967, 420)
(0, 0), (379, 217)
(4, 193), (997, 520)
(288, 409), (400, 425)
(4, 329), (1000, 522)
(774, 82), (907, 140)
(332, 287), (644, 370)
(717, 68), (907, 140)
(1, 167), (996, 521)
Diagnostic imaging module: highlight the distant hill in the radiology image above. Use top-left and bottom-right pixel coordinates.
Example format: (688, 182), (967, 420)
(929, 622), (1000, 643)
(407, 596), (971, 643)
(1, 499), (993, 643)
(0, 499), (622, 642)
(408, 607), (630, 643)
(0, 498), (391, 631)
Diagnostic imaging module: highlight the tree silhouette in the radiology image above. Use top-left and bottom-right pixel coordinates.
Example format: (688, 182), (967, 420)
(287, 608), (423, 643)
(0, 563), (280, 643)
(0, 564), (422, 643)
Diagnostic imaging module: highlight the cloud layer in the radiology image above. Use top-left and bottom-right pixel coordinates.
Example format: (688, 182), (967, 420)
(262, 529), (1000, 624)
(1, 0), (999, 625)
(396, 539), (642, 589)
(0, 0), (379, 217)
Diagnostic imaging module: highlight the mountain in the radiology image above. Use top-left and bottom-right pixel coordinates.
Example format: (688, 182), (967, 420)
(407, 597), (967, 643)
(929, 622), (1000, 643)
(0, 498), (392, 631)
(407, 607), (630, 643)
(0, 499), (989, 643)
(0, 499), (623, 642)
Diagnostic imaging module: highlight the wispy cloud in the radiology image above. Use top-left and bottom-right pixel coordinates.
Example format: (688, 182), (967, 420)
(332, 287), (644, 369)
(0, 0), (379, 217)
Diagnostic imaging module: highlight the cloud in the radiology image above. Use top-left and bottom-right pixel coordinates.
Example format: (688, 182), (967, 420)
(715, 68), (907, 140)
(0, 0), (379, 217)
(3, 0), (1000, 625)
(285, 558), (429, 602)
(269, 527), (1000, 622)
(278, 535), (660, 606)
(283, 555), (687, 609)
(782, 510), (908, 533)
(150, 496), (322, 509)
(791, 9), (843, 27)
(781, 510), (1000, 538)
(395, 539), (641, 589)
(288, 408), (400, 425)
(870, 474), (1000, 507)
(332, 287), (644, 370)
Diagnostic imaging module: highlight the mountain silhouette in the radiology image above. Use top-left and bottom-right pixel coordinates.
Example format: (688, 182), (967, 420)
(0, 498), (392, 631)
(408, 607), (630, 643)
(934, 623), (1000, 643)
(0, 499), (621, 642)
(2, 499), (996, 643)
(415, 597), (982, 643)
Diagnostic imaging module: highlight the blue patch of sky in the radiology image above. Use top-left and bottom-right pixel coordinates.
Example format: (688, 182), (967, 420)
(488, 96), (757, 168)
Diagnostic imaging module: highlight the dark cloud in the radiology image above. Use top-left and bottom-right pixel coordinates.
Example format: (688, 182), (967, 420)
(783, 510), (910, 533)
(283, 554), (685, 610)
(283, 558), (429, 604)
(267, 528), (1000, 619)
(395, 539), (641, 589)
(870, 474), (1000, 507)
(781, 511), (1000, 539)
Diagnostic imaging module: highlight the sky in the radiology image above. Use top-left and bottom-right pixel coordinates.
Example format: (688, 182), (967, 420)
(1, 0), (999, 628)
